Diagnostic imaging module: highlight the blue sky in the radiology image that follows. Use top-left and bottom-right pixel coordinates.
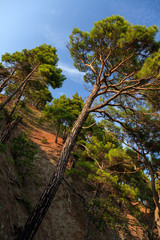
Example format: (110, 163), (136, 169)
(1, 0), (160, 100)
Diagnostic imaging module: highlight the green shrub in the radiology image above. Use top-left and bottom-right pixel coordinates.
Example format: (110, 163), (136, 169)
(66, 168), (87, 179)
(77, 160), (97, 172)
(0, 142), (7, 153)
(41, 137), (48, 144)
(88, 197), (127, 231)
(7, 157), (14, 164)
(120, 184), (139, 201)
(23, 194), (32, 213)
(11, 134), (37, 179)
(19, 99), (27, 108)
(38, 117), (44, 124)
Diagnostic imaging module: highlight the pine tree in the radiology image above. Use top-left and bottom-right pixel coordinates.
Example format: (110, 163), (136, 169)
(16, 16), (160, 239)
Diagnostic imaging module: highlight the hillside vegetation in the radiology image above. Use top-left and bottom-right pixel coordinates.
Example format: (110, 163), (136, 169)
(0, 16), (160, 240)
(0, 95), (157, 240)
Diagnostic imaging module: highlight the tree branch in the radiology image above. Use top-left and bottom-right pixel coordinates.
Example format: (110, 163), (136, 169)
(82, 123), (96, 129)
(77, 143), (103, 170)
(63, 178), (86, 205)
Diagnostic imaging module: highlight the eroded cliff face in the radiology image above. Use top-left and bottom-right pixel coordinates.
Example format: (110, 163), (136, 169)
(0, 106), (149, 240)
(0, 149), (119, 240)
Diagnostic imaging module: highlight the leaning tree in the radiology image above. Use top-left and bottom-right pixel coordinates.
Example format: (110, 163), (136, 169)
(16, 15), (160, 239)
(0, 44), (66, 113)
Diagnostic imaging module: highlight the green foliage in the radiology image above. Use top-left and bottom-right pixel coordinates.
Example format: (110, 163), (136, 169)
(68, 116), (155, 235)
(69, 15), (158, 84)
(22, 194), (32, 213)
(7, 157), (14, 164)
(37, 117), (44, 124)
(88, 196), (127, 231)
(119, 184), (139, 201)
(1, 44), (66, 107)
(42, 92), (84, 141)
(96, 169), (119, 185)
(41, 137), (48, 144)
(137, 48), (160, 79)
(77, 160), (97, 173)
(19, 99), (27, 108)
(66, 168), (86, 179)
(62, 15), (159, 236)
(11, 134), (36, 180)
(0, 142), (7, 153)
(2, 44), (65, 87)
(0, 62), (9, 80)
(43, 92), (84, 123)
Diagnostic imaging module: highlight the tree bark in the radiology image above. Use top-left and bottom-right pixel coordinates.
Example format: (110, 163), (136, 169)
(16, 83), (99, 240)
(6, 81), (28, 124)
(55, 121), (61, 143)
(62, 122), (67, 143)
(155, 206), (160, 239)
(0, 116), (22, 144)
(0, 65), (18, 93)
(0, 63), (39, 111)
(147, 164), (160, 239)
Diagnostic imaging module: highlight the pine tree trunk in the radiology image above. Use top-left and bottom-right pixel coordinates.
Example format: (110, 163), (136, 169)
(62, 122), (67, 143)
(55, 122), (61, 143)
(0, 65), (18, 93)
(35, 101), (41, 109)
(157, 186), (160, 239)
(6, 81), (27, 123)
(147, 164), (160, 239)
(0, 63), (39, 111)
(16, 83), (99, 240)
(0, 116), (22, 143)
(155, 206), (160, 239)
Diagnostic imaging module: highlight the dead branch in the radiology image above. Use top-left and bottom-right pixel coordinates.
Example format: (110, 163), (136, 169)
(63, 178), (86, 205)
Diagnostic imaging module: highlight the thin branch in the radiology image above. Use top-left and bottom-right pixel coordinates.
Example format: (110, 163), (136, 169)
(89, 91), (121, 112)
(110, 53), (135, 73)
(63, 178), (86, 205)
(79, 57), (98, 77)
(77, 143), (103, 170)
(0, 63), (19, 92)
(82, 123), (96, 129)
(106, 103), (137, 113)
(109, 167), (144, 175)
(92, 109), (143, 152)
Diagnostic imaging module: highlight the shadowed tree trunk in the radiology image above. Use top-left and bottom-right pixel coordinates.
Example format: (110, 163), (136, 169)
(0, 116), (22, 144)
(55, 121), (61, 143)
(156, 186), (160, 239)
(0, 65), (18, 93)
(147, 164), (160, 239)
(16, 84), (99, 240)
(6, 81), (28, 124)
(62, 122), (67, 143)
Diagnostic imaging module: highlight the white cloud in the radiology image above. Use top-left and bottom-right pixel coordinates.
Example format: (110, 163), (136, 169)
(58, 62), (85, 84)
